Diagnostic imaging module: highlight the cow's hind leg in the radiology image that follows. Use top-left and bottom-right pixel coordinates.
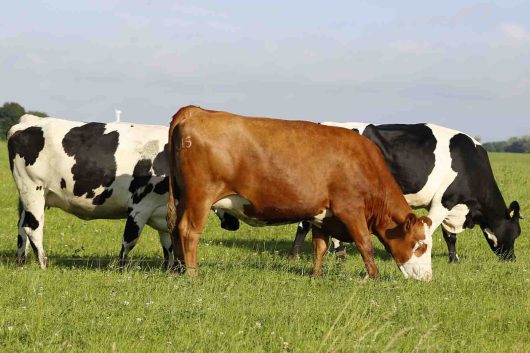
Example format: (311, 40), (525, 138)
(119, 212), (148, 267)
(442, 227), (459, 263)
(290, 221), (310, 259)
(158, 231), (174, 269)
(16, 200), (29, 264)
(19, 192), (46, 269)
(176, 200), (211, 277)
(311, 225), (329, 277)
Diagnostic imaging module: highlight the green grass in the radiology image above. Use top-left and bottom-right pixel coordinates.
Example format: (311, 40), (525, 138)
(0, 141), (529, 353)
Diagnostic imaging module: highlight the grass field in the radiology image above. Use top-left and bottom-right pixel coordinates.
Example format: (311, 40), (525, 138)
(0, 140), (529, 353)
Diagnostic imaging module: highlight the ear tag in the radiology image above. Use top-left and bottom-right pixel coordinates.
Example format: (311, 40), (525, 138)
(509, 210), (515, 218)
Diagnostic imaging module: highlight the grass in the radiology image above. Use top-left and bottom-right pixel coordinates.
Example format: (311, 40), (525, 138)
(0, 141), (529, 353)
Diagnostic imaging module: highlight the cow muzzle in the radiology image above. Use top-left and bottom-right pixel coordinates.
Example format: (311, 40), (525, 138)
(399, 241), (433, 281)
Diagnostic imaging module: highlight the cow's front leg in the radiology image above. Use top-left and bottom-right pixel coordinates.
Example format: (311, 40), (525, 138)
(311, 225), (329, 277)
(290, 221), (310, 259)
(335, 209), (379, 279)
(119, 212), (148, 267)
(442, 228), (459, 263)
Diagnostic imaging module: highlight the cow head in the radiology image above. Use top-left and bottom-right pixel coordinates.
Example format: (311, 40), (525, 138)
(386, 214), (433, 281)
(482, 201), (522, 261)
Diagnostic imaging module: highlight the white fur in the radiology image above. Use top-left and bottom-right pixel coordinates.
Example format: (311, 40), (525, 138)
(400, 223), (433, 281)
(484, 228), (498, 247)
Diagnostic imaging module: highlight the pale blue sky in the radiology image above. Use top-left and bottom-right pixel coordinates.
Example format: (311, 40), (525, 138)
(1, 1), (529, 141)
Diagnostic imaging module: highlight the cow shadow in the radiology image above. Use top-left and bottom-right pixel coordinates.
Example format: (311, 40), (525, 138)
(0, 250), (166, 271)
(212, 238), (392, 261)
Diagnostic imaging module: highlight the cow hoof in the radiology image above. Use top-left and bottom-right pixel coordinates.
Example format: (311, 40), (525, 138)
(288, 253), (300, 261)
(448, 254), (460, 263)
(15, 255), (27, 265)
(38, 257), (48, 269)
(186, 267), (199, 278)
(171, 262), (186, 274)
(335, 249), (347, 260)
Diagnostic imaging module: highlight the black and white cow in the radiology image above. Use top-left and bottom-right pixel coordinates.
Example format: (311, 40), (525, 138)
(291, 122), (522, 262)
(7, 114), (236, 269)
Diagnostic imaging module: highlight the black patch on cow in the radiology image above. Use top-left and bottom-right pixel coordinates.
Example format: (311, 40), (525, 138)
(220, 213), (240, 231)
(132, 184), (154, 204)
(17, 234), (24, 249)
(22, 211), (39, 230)
(7, 126), (45, 172)
(153, 177), (169, 195)
(441, 134), (504, 226)
(152, 144), (169, 176)
(124, 216), (140, 244)
(60, 178), (66, 189)
(62, 123), (119, 199)
(129, 159), (152, 193)
(362, 124), (436, 195)
(92, 188), (114, 205)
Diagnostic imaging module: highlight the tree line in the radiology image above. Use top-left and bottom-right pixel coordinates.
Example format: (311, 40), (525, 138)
(482, 135), (530, 153)
(0, 102), (48, 139)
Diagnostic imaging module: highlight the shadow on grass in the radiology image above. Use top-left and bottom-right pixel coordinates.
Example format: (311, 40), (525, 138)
(0, 250), (165, 271)
(213, 238), (393, 261)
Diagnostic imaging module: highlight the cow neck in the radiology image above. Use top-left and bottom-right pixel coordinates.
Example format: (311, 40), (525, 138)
(372, 192), (412, 244)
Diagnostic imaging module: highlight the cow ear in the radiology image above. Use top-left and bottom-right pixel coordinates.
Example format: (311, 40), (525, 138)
(404, 213), (416, 232)
(507, 201), (523, 220)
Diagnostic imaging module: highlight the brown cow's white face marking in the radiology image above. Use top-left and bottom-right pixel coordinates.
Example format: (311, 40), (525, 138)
(399, 223), (433, 281)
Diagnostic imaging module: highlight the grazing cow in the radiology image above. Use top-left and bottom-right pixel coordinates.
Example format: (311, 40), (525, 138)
(7, 115), (236, 268)
(167, 106), (433, 281)
(291, 122), (522, 262)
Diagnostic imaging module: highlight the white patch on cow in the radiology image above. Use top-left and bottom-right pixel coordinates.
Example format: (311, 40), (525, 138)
(322, 122), (369, 134)
(309, 208), (333, 227)
(399, 223), (433, 281)
(404, 124), (459, 207)
(484, 228), (498, 247)
(212, 195), (268, 227)
(441, 203), (469, 234)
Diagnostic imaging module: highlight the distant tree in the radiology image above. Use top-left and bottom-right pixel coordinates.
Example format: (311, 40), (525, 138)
(483, 135), (530, 153)
(0, 102), (48, 139)
(26, 110), (48, 118)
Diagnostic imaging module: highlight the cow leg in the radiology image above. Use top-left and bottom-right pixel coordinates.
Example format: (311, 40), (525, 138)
(331, 238), (347, 259)
(442, 227), (459, 263)
(335, 209), (379, 279)
(290, 221), (310, 259)
(311, 225), (329, 277)
(19, 193), (46, 269)
(158, 231), (174, 269)
(16, 201), (29, 264)
(119, 213), (148, 266)
(177, 201), (211, 277)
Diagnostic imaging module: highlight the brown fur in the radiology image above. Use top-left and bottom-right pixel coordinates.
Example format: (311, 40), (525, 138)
(167, 106), (431, 278)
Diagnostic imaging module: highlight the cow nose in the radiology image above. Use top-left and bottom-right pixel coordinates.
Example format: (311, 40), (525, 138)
(422, 272), (433, 282)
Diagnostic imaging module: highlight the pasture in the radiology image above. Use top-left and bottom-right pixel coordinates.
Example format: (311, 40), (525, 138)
(0, 140), (529, 353)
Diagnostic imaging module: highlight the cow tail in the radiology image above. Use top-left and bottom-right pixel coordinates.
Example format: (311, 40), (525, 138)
(166, 106), (195, 239)
(167, 124), (179, 239)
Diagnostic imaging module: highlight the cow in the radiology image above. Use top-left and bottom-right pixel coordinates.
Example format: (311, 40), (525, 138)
(7, 114), (237, 269)
(167, 106), (434, 281)
(290, 122), (522, 262)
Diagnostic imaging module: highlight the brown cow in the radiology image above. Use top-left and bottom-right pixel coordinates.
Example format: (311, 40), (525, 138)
(167, 106), (433, 281)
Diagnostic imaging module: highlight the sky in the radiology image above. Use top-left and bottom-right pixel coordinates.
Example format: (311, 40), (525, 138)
(1, 1), (529, 142)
